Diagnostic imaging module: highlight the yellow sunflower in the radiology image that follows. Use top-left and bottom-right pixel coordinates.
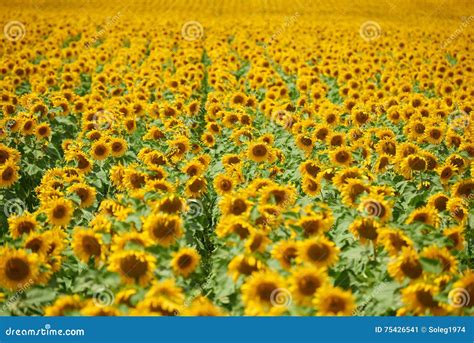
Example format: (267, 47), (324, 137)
(171, 247), (201, 277)
(314, 285), (355, 316)
(0, 247), (39, 290)
(108, 250), (156, 286)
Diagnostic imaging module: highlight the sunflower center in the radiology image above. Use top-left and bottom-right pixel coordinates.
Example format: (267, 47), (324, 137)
(2, 166), (14, 181)
(120, 255), (148, 279)
(153, 221), (176, 239)
(335, 151), (350, 163)
(53, 205), (67, 219)
(5, 257), (30, 281)
(177, 254), (193, 269)
(298, 275), (320, 296)
(18, 221), (35, 235)
(82, 236), (101, 257)
(75, 188), (89, 202)
(252, 145), (268, 157)
(189, 178), (205, 192)
(256, 282), (277, 302)
(220, 179), (232, 191)
(357, 221), (378, 240)
(130, 173), (146, 188)
(112, 142), (123, 152)
(305, 163), (320, 177)
(327, 296), (346, 313)
(400, 259), (422, 279)
(408, 156), (426, 170)
(231, 199), (247, 215)
(238, 260), (258, 275)
(302, 219), (321, 236)
(25, 238), (42, 252)
(308, 243), (329, 262)
(416, 290), (438, 308)
(389, 233), (408, 252)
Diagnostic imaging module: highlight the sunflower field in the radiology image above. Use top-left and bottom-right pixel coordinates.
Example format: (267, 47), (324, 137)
(0, 0), (473, 317)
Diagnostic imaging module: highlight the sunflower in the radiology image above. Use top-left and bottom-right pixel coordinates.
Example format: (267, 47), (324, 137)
(183, 296), (226, 316)
(109, 137), (127, 157)
(301, 174), (321, 197)
(0, 247), (39, 290)
(290, 266), (328, 306)
(132, 297), (181, 316)
(24, 231), (51, 256)
(260, 184), (296, 209)
(68, 183), (96, 208)
(451, 179), (474, 199)
(241, 270), (289, 315)
(111, 231), (153, 252)
(297, 236), (339, 268)
(71, 228), (105, 265)
(80, 302), (121, 316)
(143, 213), (183, 246)
(228, 254), (264, 281)
(219, 194), (251, 216)
(108, 250), (156, 286)
(388, 247), (423, 282)
(245, 230), (271, 253)
(90, 139), (110, 160)
(295, 134), (314, 154)
(421, 246), (458, 276)
(44, 295), (84, 316)
(329, 146), (353, 167)
(297, 214), (331, 237)
(438, 163), (458, 184)
(443, 226), (465, 250)
(35, 123), (52, 139)
(427, 192), (449, 212)
(44, 198), (74, 227)
(348, 218), (380, 244)
(171, 247), (201, 277)
(272, 240), (299, 269)
(300, 160), (322, 179)
(0, 162), (19, 188)
(157, 195), (185, 214)
(313, 285), (355, 316)
(446, 197), (468, 223)
(247, 141), (272, 163)
(400, 154), (427, 179)
(185, 176), (207, 198)
(213, 173), (235, 195)
(406, 205), (439, 228)
(377, 228), (413, 256)
(8, 212), (38, 238)
(401, 283), (447, 315)
(340, 179), (370, 207)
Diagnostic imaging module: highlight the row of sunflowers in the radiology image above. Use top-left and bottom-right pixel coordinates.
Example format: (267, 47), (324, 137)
(0, 0), (473, 316)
